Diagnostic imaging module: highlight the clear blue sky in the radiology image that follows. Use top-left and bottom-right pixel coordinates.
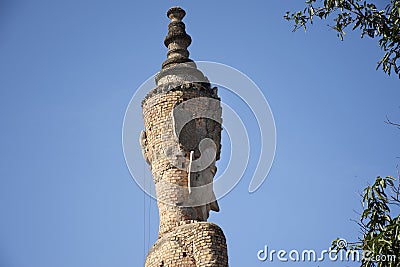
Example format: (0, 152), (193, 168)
(0, 1), (399, 266)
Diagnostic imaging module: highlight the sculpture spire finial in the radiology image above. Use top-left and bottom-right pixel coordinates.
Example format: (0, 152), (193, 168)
(162, 6), (193, 69)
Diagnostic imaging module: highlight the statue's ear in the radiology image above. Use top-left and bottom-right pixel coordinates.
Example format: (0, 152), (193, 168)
(139, 130), (146, 148)
(139, 130), (150, 165)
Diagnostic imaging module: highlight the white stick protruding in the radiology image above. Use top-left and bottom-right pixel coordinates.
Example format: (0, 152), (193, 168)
(188, 151), (194, 194)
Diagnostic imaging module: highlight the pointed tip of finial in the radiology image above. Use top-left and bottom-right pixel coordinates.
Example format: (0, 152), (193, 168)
(167, 6), (186, 21)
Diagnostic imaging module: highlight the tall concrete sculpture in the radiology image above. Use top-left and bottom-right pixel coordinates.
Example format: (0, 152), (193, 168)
(140, 6), (228, 267)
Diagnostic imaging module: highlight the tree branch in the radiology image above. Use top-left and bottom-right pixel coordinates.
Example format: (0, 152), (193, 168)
(385, 115), (400, 128)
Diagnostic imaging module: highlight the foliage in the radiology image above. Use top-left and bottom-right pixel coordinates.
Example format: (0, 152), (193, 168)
(332, 176), (400, 266)
(284, 0), (400, 78)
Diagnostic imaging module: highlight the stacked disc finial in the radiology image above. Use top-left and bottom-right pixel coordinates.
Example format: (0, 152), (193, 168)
(162, 6), (193, 69)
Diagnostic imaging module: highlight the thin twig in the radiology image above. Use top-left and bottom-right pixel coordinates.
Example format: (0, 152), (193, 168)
(385, 115), (400, 128)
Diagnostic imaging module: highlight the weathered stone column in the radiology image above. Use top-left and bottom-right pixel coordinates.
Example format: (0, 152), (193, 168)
(140, 7), (228, 267)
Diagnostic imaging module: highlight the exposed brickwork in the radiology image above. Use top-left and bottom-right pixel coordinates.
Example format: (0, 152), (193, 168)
(140, 6), (228, 266)
(142, 84), (222, 237)
(145, 222), (228, 267)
